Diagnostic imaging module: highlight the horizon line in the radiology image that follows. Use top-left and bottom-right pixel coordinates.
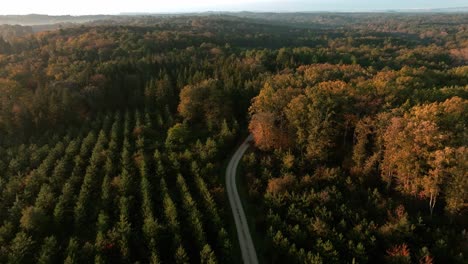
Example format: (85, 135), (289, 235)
(0, 6), (467, 16)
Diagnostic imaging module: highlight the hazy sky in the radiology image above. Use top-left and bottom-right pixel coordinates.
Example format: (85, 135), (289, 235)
(1, 0), (467, 15)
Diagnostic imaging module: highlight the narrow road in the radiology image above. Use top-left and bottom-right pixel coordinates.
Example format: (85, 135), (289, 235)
(226, 134), (259, 264)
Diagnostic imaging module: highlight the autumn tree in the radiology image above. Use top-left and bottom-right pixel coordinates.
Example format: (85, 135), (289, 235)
(381, 97), (467, 215)
(178, 79), (231, 129)
(249, 77), (302, 150)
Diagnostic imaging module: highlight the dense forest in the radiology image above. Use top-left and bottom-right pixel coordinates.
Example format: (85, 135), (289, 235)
(0, 13), (467, 263)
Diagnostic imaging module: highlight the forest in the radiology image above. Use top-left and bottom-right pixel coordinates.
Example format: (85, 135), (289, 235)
(0, 13), (467, 263)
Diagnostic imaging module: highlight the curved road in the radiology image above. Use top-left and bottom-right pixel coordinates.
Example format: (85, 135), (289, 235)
(226, 134), (259, 264)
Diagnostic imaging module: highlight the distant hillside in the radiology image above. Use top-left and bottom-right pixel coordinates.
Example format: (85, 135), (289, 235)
(391, 6), (468, 12)
(2, 10), (467, 27)
(0, 14), (114, 26)
(1, 11), (467, 38)
(0, 24), (33, 41)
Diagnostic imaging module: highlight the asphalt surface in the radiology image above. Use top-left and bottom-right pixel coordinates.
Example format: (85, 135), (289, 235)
(226, 134), (259, 264)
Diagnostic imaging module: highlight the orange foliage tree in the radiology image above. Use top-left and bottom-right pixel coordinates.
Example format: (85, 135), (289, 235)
(381, 97), (467, 215)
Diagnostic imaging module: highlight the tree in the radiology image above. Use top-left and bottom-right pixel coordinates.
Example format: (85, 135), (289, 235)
(19, 206), (47, 232)
(165, 123), (190, 151)
(37, 236), (58, 264)
(249, 111), (291, 150)
(430, 146), (467, 215)
(200, 244), (217, 264)
(386, 244), (411, 264)
(177, 174), (206, 248)
(7, 232), (34, 264)
(249, 80), (302, 150)
(381, 97), (467, 215)
(116, 197), (132, 260)
(178, 79), (231, 128)
(175, 245), (189, 264)
(64, 237), (79, 264)
(34, 184), (55, 211)
(266, 174), (296, 195)
(160, 178), (181, 246)
(287, 81), (352, 162)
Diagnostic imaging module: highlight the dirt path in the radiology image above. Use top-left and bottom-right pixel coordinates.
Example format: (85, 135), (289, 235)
(226, 135), (258, 264)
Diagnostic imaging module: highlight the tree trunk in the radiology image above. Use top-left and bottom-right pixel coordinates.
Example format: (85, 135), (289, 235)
(429, 192), (437, 217)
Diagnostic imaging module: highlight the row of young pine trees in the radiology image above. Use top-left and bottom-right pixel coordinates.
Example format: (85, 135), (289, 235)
(0, 104), (234, 263)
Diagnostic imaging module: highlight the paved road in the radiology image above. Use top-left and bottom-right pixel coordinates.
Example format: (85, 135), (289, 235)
(226, 135), (259, 264)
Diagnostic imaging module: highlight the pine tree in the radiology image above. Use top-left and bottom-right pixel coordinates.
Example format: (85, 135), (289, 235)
(37, 236), (58, 264)
(175, 245), (189, 264)
(7, 232), (34, 264)
(200, 244), (217, 264)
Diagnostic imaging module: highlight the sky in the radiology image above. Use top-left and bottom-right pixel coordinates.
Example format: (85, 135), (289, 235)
(1, 0), (467, 15)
